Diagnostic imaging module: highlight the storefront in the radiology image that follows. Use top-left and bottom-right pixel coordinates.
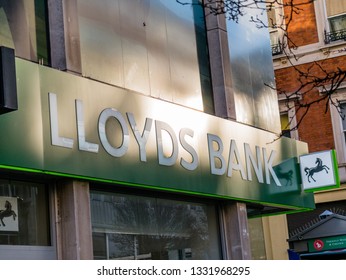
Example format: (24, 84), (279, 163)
(0, 57), (315, 259)
(0, 0), (315, 259)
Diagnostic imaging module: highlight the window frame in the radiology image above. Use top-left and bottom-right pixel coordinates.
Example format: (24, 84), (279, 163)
(0, 174), (57, 260)
(267, 0), (285, 55)
(89, 185), (222, 260)
(317, 0), (346, 44)
(328, 87), (346, 164)
(278, 93), (299, 140)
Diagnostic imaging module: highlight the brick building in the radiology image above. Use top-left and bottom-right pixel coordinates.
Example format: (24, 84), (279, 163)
(272, 0), (346, 259)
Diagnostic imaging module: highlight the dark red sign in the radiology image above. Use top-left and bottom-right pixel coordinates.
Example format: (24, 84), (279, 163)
(313, 239), (324, 251)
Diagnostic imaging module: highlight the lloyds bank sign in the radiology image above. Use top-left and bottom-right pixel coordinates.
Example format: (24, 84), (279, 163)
(48, 91), (280, 186)
(0, 59), (315, 212)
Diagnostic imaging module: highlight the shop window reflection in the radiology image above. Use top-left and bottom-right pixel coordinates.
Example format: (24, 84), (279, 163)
(90, 191), (220, 260)
(0, 179), (50, 246)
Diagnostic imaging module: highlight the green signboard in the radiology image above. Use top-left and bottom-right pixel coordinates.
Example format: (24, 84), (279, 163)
(309, 235), (346, 252)
(0, 59), (315, 212)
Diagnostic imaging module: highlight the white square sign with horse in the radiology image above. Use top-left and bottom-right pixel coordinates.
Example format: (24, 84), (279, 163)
(0, 196), (18, 232)
(299, 150), (339, 192)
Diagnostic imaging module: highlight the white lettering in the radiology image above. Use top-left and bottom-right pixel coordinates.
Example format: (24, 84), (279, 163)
(207, 134), (226, 175)
(179, 128), (199, 171)
(155, 120), (178, 166)
(47, 93), (283, 187)
(48, 92), (74, 149)
(244, 143), (264, 183)
(76, 99), (99, 153)
(98, 108), (129, 157)
(227, 140), (247, 180)
(127, 112), (153, 162)
(263, 148), (281, 186)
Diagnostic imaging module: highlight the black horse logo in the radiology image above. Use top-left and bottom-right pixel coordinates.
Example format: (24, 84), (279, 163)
(304, 158), (330, 183)
(0, 200), (17, 227)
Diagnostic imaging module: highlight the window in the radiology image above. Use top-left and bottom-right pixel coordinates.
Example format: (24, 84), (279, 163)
(327, 88), (346, 165)
(339, 103), (346, 148)
(329, 14), (346, 33)
(90, 191), (221, 260)
(336, 100), (346, 163)
(267, 2), (284, 55)
(0, 0), (50, 64)
(324, 0), (346, 43)
(0, 180), (50, 246)
(278, 94), (299, 139)
(280, 112), (291, 138)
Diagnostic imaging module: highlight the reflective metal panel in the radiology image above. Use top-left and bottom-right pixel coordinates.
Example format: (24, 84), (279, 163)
(78, 0), (124, 85)
(0, 0), (38, 61)
(226, 3), (281, 133)
(119, 0), (151, 95)
(146, 1), (173, 100)
(77, 0), (210, 112)
(163, 2), (203, 109)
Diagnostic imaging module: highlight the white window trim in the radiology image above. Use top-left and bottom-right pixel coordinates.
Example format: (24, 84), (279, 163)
(0, 184), (57, 260)
(330, 93), (346, 183)
(315, 0), (329, 40)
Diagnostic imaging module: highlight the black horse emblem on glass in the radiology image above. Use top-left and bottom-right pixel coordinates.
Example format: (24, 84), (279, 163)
(304, 158), (330, 183)
(276, 168), (293, 186)
(0, 200), (17, 227)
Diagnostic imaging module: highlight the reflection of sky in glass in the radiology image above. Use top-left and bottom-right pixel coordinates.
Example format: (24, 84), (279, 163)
(160, 0), (194, 21)
(227, 8), (270, 56)
(160, 0), (205, 28)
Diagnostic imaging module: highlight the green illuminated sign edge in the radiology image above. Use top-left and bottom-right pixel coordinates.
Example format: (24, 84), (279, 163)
(0, 164), (314, 214)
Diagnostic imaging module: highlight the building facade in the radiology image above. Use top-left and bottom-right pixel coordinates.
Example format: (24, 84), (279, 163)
(272, 0), (346, 259)
(0, 0), (315, 260)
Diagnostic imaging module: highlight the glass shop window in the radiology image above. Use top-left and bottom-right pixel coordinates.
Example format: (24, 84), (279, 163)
(90, 191), (221, 260)
(0, 0), (50, 64)
(0, 180), (50, 246)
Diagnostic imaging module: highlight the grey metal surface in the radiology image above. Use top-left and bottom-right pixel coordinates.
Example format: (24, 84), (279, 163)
(47, 0), (67, 70)
(226, 3), (281, 133)
(0, 0), (37, 61)
(76, 0), (211, 112)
